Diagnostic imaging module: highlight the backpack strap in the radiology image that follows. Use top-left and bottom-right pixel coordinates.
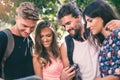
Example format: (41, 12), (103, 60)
(1, 29), (14, 78)
(65, 35), (82, 80)
(65, 35), (74, 65)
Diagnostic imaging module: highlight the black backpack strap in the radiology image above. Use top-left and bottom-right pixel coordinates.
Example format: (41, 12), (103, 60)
(65, 35), (82, 80)
(65, 35), (74, 65)
(1, 29), (14, 78)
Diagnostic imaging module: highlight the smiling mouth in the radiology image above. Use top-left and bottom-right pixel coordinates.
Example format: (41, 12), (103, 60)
(90, 28), (93, 32)
(24, 32), (29, 35)
(68, 28), (74, 33)
(43, 42), (50, 45)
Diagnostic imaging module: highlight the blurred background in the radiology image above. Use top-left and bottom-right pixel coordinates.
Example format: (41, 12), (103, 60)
(0, 0), (120, 40)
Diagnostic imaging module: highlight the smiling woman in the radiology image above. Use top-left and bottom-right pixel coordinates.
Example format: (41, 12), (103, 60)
(33, 20), (63, 80)
(83, 0), (120, 80)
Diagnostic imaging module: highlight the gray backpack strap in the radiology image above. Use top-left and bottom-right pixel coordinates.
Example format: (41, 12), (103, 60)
(1, 29), (14, 78)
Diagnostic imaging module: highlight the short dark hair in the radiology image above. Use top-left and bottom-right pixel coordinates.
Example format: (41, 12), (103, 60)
(57, 2), (82, 20)
(17, 2), (39, 20)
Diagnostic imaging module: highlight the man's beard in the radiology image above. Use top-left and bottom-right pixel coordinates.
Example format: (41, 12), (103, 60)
(72, 29), (84, 41)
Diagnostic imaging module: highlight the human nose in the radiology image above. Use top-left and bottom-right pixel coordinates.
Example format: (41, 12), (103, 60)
(65, 25), (71, 31)
(86, 22), (91, 29)
(26, 28), (32, 33)
(42, 37), (47, 42)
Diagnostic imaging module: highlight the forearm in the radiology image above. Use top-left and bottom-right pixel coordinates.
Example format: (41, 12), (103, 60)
(34, 67), (43, 78)
(33, 56), (43, 78)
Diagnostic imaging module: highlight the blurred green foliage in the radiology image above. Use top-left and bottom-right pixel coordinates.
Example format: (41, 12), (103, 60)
(0, 0), (120, 39)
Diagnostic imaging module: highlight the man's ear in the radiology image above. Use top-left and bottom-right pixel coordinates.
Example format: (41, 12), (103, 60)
(15, 16), (20, 23)
(77, 15), (82, 19)
(76, 15), (82, 23)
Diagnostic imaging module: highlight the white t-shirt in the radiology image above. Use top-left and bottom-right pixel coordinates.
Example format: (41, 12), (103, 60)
(64, 38), (100, 80)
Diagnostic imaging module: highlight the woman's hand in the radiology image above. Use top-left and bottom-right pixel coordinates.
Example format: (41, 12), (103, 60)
(40, 57), (47, 67)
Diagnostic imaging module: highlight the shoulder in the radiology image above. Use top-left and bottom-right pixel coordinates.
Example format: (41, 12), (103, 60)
(65, 35), (72, 40)
(0, 30), (8, 54)
(109, 29), (120, 41)
(106, 29), (120, 44)
(0, 30), (7, 38)
(0, 30), (8, 42)
(33, 51), (39, 57)
(112, 28), (120, 37)
(107, 29), (120, 47)
(65, 35), (74, 45)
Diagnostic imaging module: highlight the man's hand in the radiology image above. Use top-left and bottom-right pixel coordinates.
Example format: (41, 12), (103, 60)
(60, 66), (76, 80)
(105, 20), (120, 31)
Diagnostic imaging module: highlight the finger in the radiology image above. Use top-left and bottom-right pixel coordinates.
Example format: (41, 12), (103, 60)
(64, 66), (70, 71)
(67, 70), (76, 79)
(105, 20), (117, 29)
(105, 20), (113, 28)
(109, 26), (115, 31)
(40, 57), (47, 65)
(105, 20), (120, 31)
(66, 66), (75, 73)
(68, 70), (76, 76)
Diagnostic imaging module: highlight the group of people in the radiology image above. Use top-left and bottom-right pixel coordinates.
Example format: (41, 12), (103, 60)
(0, 0), (120, 80)
(58, 1), (120, 80)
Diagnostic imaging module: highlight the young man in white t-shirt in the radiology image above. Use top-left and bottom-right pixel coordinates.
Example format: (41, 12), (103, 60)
(57, 2), (120, 80)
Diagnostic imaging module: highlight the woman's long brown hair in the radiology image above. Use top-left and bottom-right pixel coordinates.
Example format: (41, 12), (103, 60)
(34, 21), (60, 65)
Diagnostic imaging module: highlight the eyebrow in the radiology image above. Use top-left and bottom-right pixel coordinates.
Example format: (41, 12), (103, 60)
(22, 24), (35, 28)
(62, 21), (71, 27)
